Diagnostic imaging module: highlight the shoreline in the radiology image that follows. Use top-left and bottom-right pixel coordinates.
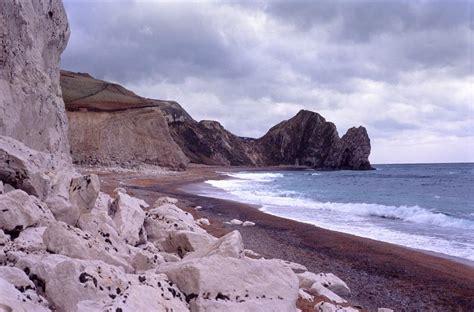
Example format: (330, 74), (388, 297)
(95, 165), (474, 311)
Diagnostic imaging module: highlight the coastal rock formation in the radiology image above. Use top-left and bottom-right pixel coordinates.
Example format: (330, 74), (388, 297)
(0, 0), (71, 166)
(62, 71), (189, 169)
(60, 71), (372, 170)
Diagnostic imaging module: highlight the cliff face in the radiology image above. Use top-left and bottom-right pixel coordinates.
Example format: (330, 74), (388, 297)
(61, 71), (189, 169)
(0, 1), (71, 165)
(60, 72), (372, 170)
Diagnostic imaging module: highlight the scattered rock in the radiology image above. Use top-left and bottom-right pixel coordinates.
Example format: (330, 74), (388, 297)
(110, 192), (147, 246)
(242, 221), (255, 227)
(69, 174), (100, 216)
(309, 282), (346, 304)
(230, 219), (243, 225)
(314, 301), (359, 312)
(155, 196), (179, 206)
(298, 289), (313, 301)
(0, 190), (54, 234)
(298, 272), (351, 297)
(197, 218), (210, 226)
(243, 249), (262, 259)
(185, 230), (243, 260)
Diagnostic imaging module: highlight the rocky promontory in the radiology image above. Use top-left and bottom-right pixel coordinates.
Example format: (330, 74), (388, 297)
(61, 72), (372, 170)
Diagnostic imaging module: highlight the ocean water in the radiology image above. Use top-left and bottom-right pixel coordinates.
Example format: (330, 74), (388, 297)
(191, 163), (474, 262)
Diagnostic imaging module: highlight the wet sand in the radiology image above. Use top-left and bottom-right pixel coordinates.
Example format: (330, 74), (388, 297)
(94, 165), (474, 311)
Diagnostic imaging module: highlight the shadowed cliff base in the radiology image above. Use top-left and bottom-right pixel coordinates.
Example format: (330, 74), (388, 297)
(61, 70), (373, 171)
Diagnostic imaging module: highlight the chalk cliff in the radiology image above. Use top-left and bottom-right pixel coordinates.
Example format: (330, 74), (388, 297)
(61, 72), (372, 170)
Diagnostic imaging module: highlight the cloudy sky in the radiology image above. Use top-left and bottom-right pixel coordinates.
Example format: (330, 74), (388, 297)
(62, 0), (473, 164)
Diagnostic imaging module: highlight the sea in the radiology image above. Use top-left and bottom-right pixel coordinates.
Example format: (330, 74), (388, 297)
(188, 163), (474, 262)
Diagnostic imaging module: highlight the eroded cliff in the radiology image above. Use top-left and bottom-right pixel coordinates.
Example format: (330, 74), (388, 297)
(60, 72), (372, 170)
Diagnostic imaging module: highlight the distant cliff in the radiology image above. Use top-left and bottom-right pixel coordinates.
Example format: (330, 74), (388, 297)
(60, 71), (372, 170)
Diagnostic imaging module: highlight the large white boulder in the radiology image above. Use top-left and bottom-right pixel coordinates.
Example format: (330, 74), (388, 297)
(314, 301), (359, 312)
(309, 283), (346, 304)
(14, 226), (47, 252)
(14, 254), (188, 312)
(0, 277), (51, 312)
(110, 192), (147, 246)
(0, 190), (54, 234)
(165, 230), (217, 258)
(158, 255), (299, 311)
(0, 136), (53, 199)
(42, 221), (133, 272)
(185, 230), (243, 260)
(298, 272), (351, 297)
(69, 174), (100, 215)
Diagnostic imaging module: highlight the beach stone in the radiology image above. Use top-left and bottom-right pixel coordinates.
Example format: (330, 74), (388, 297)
(314, 301), (359, 312)
(194, 205), (203, 210)
(158, 255), (299, 311)
(0, 277), (51, 312)
(185, 230), (243, 260)
(0, 136), (53, 199)
(14, 226), (47, 252)
(69, 174), (100, 215)
(378, 309), (394, 312)
(155, 196), (179, 206)
(113, 187), (127, 195)
(242, 221), (255, 227)
(298, 272), (351, 297)
(197, 218), (210, 226)
(0, 190), (54, 234)
(110, 191), (147, 246)
(230, 219), (243, 225)
(42, 221), (133, 272)
(0, 181), (3, 194)
(309, 283), (346, 304)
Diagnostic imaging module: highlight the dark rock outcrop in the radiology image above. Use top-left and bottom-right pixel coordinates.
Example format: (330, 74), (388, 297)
(60, 71), (372, 170)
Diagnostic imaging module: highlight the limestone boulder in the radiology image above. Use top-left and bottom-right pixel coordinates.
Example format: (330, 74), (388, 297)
(230, 219), (243, 225)
(314, 301), (359, 312)
(0, 277), (50, 312)
(197, 218), (210, 226)
(0, 136), (53, 199)
(309, 283), (346, 304)
(298, 272), (351, 297)
(269, 259), (308, 274)
(158, 255), (299, 311)
(14, 227), (47, 252)
(165, 230), (217, 258)
(129, 246), (165, 272)
(69, 174), (100, 215)
(0, 190), (54, 235)
(43, 169), (79, 225)
(154, 196), (178, 206)
(242, 221), (255, 227)
(110, 192), (147, 246)
(42, 221), (133, 272)
(185, 230), (243, 260)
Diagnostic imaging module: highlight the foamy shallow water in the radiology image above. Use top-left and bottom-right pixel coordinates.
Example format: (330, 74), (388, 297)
(187, 164), (474, 262)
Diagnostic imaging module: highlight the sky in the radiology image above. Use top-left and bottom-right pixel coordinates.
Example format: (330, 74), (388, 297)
(61, 0), (473, 164)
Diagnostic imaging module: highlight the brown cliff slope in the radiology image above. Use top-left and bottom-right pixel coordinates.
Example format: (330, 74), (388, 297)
(61, 70), (189, 169)
(60, 71), (372, 170)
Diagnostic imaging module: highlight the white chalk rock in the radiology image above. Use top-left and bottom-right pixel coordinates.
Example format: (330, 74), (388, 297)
(78, 210), (129, 255)
(243, 249), (262, 259)
(158, 255), (299, 311)
(145, 203), (205, 248)
(185, 230), (243, 260)
(298, 272), (351, 297)
(194, 205), (203, 210)
(0, 136), (53, 199)
(0, 190), (54, 233)
(129, 246), (166, 272)
(314, 301), (359, 312)
(309, 283), (346, 304)
(166, 230), (217, 258)
(93, 192), (112, 213)
(197, 218), (210, 226)
(14, 226), (47, 252)
(230, 219), (243, 225)
(298, 289), (313, 301)
(110, 192), (147, 246)
(44, 169), (80, 225)
(0, 229), (10, 245)
(0, 266), (34, 290)
(0, 277), (50, 312)
(0, 181), (3, 194)
(242, 221), (255, 227)
(270, 259), (308, 274)
(69, 174), (100, 215)
(378, 309), (394, 312)
(43, 221), (133, 272)
(154, 196), (178, 207)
